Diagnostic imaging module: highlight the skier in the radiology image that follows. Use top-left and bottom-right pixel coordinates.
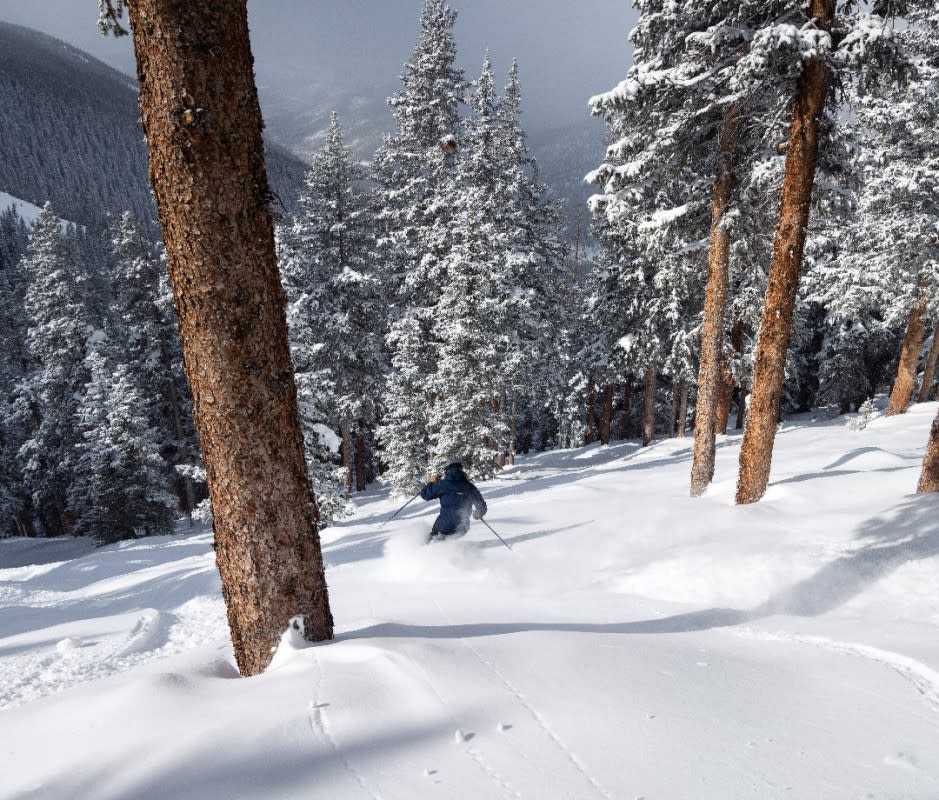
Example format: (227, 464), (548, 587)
(420, 462), (487, 542)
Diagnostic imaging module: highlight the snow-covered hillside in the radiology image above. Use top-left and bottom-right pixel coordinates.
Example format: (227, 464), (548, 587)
(0, 191), (45, 226)
(2, 403), (938, 799)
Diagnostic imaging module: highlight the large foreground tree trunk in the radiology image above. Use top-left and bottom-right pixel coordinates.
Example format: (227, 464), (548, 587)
(918, 408), (939, 493)
(691, 106), (739, 495)
(918, 320), (939, 403)
(126, 0), (333, 675)
(735, 0), (834, 505)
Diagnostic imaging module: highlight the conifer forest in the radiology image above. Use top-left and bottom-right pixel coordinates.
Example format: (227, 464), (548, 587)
(2, 1), (937, 544)
(2, 2), (939, 797)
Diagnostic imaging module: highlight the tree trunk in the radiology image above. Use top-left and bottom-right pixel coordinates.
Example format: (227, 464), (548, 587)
(355, 429), (367, 492)
(620, 377), (634, 439)
(585, 371), (596, 445)
(642, 363), (656, 447)
(691, 105), (739, 495)
(735, 385), (748, 431)
(735, 0), (834, 505)
(341, 425), (354, 493)
(676, 380), (689, 438)
(509, 397), (517, 465)
(918, 408), (939, 493)
(717, 318), (745, 435)
(126, 0), (333, 675)
(918, 321), (939, 404)
(716, 378), (734, 437)
(599, 384), (614, 445)
(886, 287), (929, 415)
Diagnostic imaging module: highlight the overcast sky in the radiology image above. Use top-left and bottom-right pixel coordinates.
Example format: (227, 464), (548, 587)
(0, 1), (636, 131)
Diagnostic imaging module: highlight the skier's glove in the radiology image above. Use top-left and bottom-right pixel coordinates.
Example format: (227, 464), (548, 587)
(472, 510), (482, 520)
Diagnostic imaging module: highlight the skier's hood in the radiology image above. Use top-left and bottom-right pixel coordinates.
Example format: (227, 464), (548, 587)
(444, 462), (467, 481)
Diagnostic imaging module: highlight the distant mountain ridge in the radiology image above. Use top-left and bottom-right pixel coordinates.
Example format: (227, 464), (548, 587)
(0, 21), (601, 241)
(0, 22), (307, 228)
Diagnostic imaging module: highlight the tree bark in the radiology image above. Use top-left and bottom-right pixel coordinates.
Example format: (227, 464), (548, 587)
(341, 425), (354, 493)
(888, 291), (929, 416)
(599, 384), (614, 445)
(642, 363), (656, 447)
(509, 396), (517, 465)
(355, 429), (367, 492)
(126, 0), (333, 675)
(918, 321), (939, 404)
(620, 377), (634, 440)
(918, 408), (939, 493)
(717, 318), (745, 435)
(735, 0), (834, 505)
(691, 105), (739, 495)
(585, 371), (596, 445)
(676, 380), (689, 438)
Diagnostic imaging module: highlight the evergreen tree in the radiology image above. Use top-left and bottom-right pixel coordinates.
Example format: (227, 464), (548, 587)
(278, 112), (382, 513)
(496, 61), (571, 460)
(70, 340), (177, 543)
(17, 205), (92, 535)
(428, 54), (508, 476)
(107, 212), (203, 518)
(374, 0), (465, 492)
(0, 207), (32, 535)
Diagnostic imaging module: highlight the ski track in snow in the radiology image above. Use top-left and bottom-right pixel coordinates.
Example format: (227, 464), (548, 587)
(402, 631), (521, 799)
(460, 734), (521, 800)
(308, 655), (383, 800)
(432, 598), (611, 800)
(739, 629), (939, 713)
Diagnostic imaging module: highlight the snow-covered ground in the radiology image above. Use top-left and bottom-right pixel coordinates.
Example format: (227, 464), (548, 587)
(2, 402), (938, 800)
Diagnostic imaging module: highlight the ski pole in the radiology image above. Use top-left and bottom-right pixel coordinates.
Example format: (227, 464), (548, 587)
(479, 518), (513, 551)
(380, 493), (420, 528)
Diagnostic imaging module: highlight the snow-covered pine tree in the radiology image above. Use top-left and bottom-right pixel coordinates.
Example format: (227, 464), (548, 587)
(106, 212), (203, 519)
(16, 205), (92, 536)
(277, 228), (349, 525)
(801, 6), (938, 417)
(589, 1), (863, 487)
(279, 112), (383, 507)
(426, 54), (570, 477)
(872, 46), (939, 415)
(70, 338), (177, 543)
(428, 54), (508, 477)
(374, 0), (465, 493)
(0, 207), (32, 536)
(496, 60), (571, 460)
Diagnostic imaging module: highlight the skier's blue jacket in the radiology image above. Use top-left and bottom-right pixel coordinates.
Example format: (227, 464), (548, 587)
(420, 463), (487, 536)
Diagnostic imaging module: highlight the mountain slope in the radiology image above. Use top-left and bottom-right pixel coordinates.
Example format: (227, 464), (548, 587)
(2, 401), (938, 799)
(0, 22), (307, 227)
